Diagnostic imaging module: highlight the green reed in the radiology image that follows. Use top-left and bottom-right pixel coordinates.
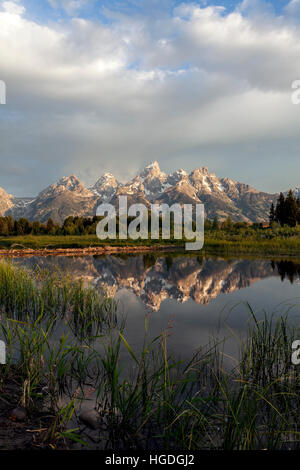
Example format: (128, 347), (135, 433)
(1, 260), (300, 450)
(87, 310), (300, 450)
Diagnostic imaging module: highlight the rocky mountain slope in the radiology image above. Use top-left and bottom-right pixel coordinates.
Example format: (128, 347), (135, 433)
(91, 173), (119, 202)
(0, 187), (14, 215)
(0, 161), (278, 223)
(6, 175), (98, 223)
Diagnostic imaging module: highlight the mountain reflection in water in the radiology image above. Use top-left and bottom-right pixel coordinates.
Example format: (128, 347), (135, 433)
(13, 254), (300, 311)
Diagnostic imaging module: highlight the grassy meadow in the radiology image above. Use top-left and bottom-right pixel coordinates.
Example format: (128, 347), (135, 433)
(1, 223), (300, 257)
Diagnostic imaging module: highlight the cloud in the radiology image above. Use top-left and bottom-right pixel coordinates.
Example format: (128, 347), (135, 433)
(2, 0), (24, 15)
(48, 0), (90, 15)
(284, 0), (300, 18)
(0, 0), (300, 196)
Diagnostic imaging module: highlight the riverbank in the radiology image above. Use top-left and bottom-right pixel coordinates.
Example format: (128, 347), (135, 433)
(0, 244), (183, 258)
(0, 370), (59, 450)
(202, 238), (300, 257)
(1, 234), (300, 258)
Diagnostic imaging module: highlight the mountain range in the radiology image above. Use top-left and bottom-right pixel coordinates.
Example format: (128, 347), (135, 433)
(0, 161), (283, 224)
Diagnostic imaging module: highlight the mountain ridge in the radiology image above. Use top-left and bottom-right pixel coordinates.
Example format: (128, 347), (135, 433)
(0, 161), (280, 224)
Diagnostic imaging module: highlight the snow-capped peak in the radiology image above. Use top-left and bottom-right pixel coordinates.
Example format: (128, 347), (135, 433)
(39, 174), (94, 198)
(91, 172), (119, 201)
(139, 161), (167, 185)
(102, 172), (115, 179)
(58, 174), (82, 190)
(145, 161), (160, 170)
(93, 173), (118, 188)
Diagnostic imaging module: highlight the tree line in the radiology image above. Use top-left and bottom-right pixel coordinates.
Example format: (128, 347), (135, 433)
(0, 214), (196, 237)
(269, 190), (300, 227)
(0, 215), (103, 236)
(0, 214), (192, 237)
(0, 195), (298, 237)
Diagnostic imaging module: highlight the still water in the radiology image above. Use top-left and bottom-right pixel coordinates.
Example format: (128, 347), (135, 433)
(14, 253), (300, 362)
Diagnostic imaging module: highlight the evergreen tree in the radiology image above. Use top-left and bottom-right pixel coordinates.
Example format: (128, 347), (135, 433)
(212, 217), (219, 230)
(15, 218), (30, 235)
(6, 215), (14, 235)
(204, 219), (212, 231)
(224, 216), (234, 231)
(275, 193), (286, 226)
(269, 202), (275, 224)
(297, 197), (300, 224)
(32, 221), (41, 235)
(46, 218), (56, 234)
(0, 218), (9, 236)
(284, 190), (299, 227)
(273, 191), (300, 227)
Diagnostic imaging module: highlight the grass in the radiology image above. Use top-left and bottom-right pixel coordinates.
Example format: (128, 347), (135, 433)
(203, 237), (300, 256)
(0, 260), (116, 327)
(1, 260), (300, 450)
(0, 235), (183, 250)
(203, 223), (300, 256)
(91, 312), (300, 451)
(0, 259), (118, 448)
(2, 224), (300, 257)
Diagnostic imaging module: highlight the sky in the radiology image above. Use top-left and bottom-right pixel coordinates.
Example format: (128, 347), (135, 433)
(0, 0), (300, 196)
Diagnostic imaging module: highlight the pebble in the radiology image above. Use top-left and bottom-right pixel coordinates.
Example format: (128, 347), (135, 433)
(9, 407), (27, 422)
(79, 409), (101, 430)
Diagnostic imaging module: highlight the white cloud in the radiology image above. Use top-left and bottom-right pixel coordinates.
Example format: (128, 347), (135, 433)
(0, 0), (300, 196)
(48, 0), (90, 15)
(2, 0), (24, 15)
(285, 0), (300, 13)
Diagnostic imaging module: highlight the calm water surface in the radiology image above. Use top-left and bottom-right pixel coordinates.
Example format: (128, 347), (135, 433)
(14, 253), (300, 361)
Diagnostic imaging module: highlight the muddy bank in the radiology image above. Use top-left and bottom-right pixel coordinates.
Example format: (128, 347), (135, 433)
(0, 245), (184, 258)
(0, 371), (68, 450)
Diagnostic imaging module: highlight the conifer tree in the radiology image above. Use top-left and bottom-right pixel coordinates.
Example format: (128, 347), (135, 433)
(284, 190), (299, 227)
(275, 192), (286, 226)
(269, 202), (275, 224)
(212, 217), (219, 230)
(46, 218), (56, 234)
(297, 197), (300, 224)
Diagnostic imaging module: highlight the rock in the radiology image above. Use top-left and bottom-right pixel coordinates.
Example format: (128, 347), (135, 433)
(79, 409), (101, 430)
(9, 407), (27, 422)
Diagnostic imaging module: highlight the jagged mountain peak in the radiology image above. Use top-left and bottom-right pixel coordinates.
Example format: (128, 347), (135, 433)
(20, 174), (97, 223)
(39, 174), (94, 198)
(1, 161), (279, 223)
(120, 175), (145, 193)
(0, 186), (14, 216)
(189, 167), (224, 195)
(167, 168), (189, 186)
(0, 186), (13, 199)
(145, 161), (160, 170)
(92, 172), (119, 198)
(175, 168), (188, 175)
(170, 168), (188, 179)
(190, 166), (211, 177)
(139, 161), (167, 181)
(103, 172), (116, 179)
(58, 174), (81, 186)
(137, 162), (167, 201)
(96, 172), (117, 181)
